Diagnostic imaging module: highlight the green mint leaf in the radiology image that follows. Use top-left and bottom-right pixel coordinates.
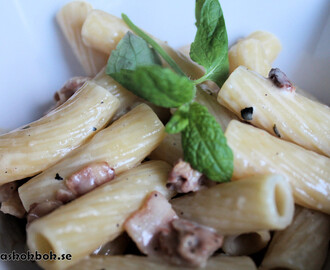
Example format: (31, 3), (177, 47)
(106, 31), (161, 74)
(181, 102), (233, 182)
(195, 0), (205, 27)
(111, 66), (196, 108)
(121, 13), (186, 77)
(165, 104), (190, 134)
(190, 0), (229, 86)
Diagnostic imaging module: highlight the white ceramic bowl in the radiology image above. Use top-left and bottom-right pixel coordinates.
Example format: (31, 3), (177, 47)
(0, 0), (329, 269)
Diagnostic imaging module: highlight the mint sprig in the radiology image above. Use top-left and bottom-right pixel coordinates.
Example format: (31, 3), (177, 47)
(106, 0), (233, 182)
(191, 0), (229, 86)
(165, 104), (190, 134)
(111, 66), (195, 108)
(181, 103), (233, 181)
(106, 31), (161, 74)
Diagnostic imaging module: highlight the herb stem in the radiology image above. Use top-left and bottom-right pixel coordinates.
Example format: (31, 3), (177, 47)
(193, 74), (208, 85)
(122, 13), (186, 77)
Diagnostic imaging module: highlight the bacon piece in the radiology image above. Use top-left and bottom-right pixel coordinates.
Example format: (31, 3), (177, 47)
(54, 76), (90, 107)
(0, 182), (18, 202)
(268, 68), (295, 92)
(158, 219), (223, 267)
(27, 200), (63, 225)
(0, 191), (26, 218)
(55, 188), (76, 203)
(124, 191), (178, 255)
(66, 162), (115, 196)
(167, 159), (213, 193)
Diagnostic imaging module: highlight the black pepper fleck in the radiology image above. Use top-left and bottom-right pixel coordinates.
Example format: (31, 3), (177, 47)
(273, 124), (281, 138)
(241, 107), (253, 121)
(116, 224), (119, 227)
(180, 211), (184, 215)
(100, 101), (104, 104)
(92, 127), (97, 131)
(154, 193), (158, 197)
(55, 173), (64, 181)
(5, 171), (7, 174)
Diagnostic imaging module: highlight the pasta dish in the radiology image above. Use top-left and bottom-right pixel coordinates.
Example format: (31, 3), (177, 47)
(0, 1), (329, 270)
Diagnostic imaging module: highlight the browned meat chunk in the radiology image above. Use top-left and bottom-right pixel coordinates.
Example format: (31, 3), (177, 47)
(158, 219), (223, 267)
(27, 200), (63, 225)
(268, 68), (295, 92)
(123, 189), (222, 267)
(48, 76), (90, 112)
(0, 190), (26, 218)
(124, 191), (178, 255)
(167, 159), (213, 193)
(0, 182), (18, 202)
(66, 161), (115, 196)
(55, 188), (76, 203)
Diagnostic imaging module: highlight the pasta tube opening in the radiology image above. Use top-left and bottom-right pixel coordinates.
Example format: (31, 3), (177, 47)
(223, 231), (270, 256)
(33, 233), (54, 257)
(274, 182), (286, 217)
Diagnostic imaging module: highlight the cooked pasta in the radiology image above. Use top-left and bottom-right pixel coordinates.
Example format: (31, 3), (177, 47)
(0, 81), (119, 184)
(27, 161), (173, 270)
(225, 120), (330, 214)
(218, 66), (330, 157)
(222, 230), (271, 256)
(260, 206), (330, 270)
(2, 1), (329, 269)
(172, 174), (294, 235)
(19, 104), (165, 211)
(93, 67), (141, 119)
(57, 2), (107, 76)
(149, 133), (182, 165)
(229, 38), (271, 76)
(246, 31), (282, 63)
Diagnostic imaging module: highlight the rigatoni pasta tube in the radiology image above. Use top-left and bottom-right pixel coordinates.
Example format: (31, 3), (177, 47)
(225, 120), (330, 214)
(0, 81), (119, 184)
(19, 104), (165, 211)
(260, 206), (330, 270)
(68, 254), (257, 270)
(218, 66), (330, 157)
(57, 1), (107, 76)
(149, 133), (182, 166)
(81, 10), (204, 79)
(222, 230), (271, 256)
(27, 161), (173, 270)
(172, 174), (294, 235)
(246, 31), (282, 63)
(229, 38), (271, 76)
(93, 67), (141, 120)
